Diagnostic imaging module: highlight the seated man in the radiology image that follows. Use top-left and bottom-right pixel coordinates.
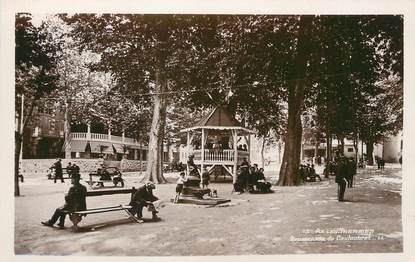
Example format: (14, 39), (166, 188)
(234, 169), (247, 194)
(309, 164), (322, 181)
(255, 168), (272, 192)
(298, 164), (307, 182)
(129, 181), (160, 221)
(247, 166), (258, 192)
(112, 167), (124, 187)
(98, 166), (111, 180)
(41, 172), (87, 229)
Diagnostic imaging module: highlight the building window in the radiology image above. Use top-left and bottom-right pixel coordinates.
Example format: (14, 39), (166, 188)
(347, 148), (354, 152)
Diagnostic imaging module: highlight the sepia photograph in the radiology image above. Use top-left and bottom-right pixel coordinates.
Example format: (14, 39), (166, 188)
(2, 0), (414, 260)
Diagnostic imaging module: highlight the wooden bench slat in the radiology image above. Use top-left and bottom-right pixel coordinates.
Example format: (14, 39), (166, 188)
(85, 189), (135, 197)
(75, 205), (133, 215)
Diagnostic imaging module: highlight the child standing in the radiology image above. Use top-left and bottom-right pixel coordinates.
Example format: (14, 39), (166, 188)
(174, 172), (187, 203)
(202, 167), (210, 189)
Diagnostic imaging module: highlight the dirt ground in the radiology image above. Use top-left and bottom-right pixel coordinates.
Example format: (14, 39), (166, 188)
(14, 165), (402, 256)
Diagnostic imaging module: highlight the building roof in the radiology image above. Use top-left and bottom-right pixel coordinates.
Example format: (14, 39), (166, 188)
(180, 107), (255, 134)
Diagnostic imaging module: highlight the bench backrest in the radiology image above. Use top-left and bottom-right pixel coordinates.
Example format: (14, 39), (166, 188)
(85, 187), (136, 197)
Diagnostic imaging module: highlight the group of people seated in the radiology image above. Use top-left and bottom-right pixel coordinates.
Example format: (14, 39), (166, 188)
(95, 165), (124, 186)
(299, 163), (322, 182)
(233, 158), (272, 194)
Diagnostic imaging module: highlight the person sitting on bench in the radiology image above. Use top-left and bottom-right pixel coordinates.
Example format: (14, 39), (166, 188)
(112, 167), (124, 187)
(255, 168), (272, 192)
(41, 172), (87, 229)
(98, 166), (111, 180)
(129, 181), (160, 221)
(234, 169), (247, 194)
(247, 166), (258, 192)
(308, 164), (322, 181)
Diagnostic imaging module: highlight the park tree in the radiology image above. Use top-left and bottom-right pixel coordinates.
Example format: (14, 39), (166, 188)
(310, 16), (403, 164)
(15, 13), (59, 196)
(63, 14), (230, 183)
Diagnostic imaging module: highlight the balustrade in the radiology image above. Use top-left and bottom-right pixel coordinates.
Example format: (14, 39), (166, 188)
(189, 149), (249, 163)
(70, 132), (140, 145)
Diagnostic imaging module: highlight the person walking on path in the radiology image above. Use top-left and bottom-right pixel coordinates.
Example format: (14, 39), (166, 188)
(41, 172), (87, 228)
(54, 158), (64, 183)
(335, 157), (349, 202)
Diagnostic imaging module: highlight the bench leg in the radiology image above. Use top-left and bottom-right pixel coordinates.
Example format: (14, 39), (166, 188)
(69, 213), (83, 231)
(122, 206), (143, 223)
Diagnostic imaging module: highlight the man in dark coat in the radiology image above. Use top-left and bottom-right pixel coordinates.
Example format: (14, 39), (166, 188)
(335, 157), (349, 202)
(129, 182), (159, 221)
(187, 155), (199, 177)
(42, 172), (87, 228)
(54, 158), (64, 183)
(255, 168), (272, 192)
(66, 162), (73, 178)
(346, 158), (357, 188)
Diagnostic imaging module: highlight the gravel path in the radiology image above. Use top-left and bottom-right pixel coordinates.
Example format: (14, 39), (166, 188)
(15, 165), (402, 255)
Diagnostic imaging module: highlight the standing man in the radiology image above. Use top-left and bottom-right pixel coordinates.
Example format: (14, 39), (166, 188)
(66, 162), (73, 178)
(41, 172), (87, 228)
(54, 158), (64, 183)
(346, 158), (357, 188)
(201, 167), (210, 189)
(335, 157), (348, 202)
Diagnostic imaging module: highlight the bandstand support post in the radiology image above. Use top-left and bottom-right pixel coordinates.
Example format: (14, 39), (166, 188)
(201, 128), (205, 187)
(233, 130), (238, 184)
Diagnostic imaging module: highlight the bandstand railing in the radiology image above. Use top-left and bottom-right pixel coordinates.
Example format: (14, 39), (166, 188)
(189, 149), (249, 163)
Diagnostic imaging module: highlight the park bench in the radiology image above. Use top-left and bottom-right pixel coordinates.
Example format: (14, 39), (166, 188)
(47, 167), (71, 180)
(65, 187), (140, 231)
(305, 172), (322, 182)
(87, 167), (125, 188)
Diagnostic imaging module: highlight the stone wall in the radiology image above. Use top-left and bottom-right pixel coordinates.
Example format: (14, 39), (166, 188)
(120, 159), (147, 172)
(21, 159), (104, 175)
(20, 158), (146, 175)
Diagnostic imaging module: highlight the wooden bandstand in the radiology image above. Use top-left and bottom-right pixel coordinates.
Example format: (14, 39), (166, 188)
(180, 107), (255, 184)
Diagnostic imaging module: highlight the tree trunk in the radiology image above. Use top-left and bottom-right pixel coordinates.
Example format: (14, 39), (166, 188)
(314, 134), (319, 162)
(261, 136), (266, 168)
(366, 141), (374, 165)
(15, 95), (38, 196)
(353, 136), (359, 164)
(326, 133), (332, 162)
(278, 16), (313, 186)
(340, 137), (345, 156)
(64, 99), (72, 159)
(139, 140), (143, 175)
(143, 68), (168, 184)
(15, 133), (22, 196)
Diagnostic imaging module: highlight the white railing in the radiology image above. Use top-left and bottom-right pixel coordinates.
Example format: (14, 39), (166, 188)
(187, 149), (250, 163)
(71, 132), (87, 139)
(91, 133), (108, 140)
(70, 132), (140, 146)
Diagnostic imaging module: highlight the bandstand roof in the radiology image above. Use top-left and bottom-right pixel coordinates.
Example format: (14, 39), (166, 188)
(180, 107), (255, 134)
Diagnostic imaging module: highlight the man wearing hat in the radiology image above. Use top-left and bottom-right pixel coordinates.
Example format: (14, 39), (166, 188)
(41, 172), (87, 228)
(129, 181), (160, 222)
(53, 158), (64, 183)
